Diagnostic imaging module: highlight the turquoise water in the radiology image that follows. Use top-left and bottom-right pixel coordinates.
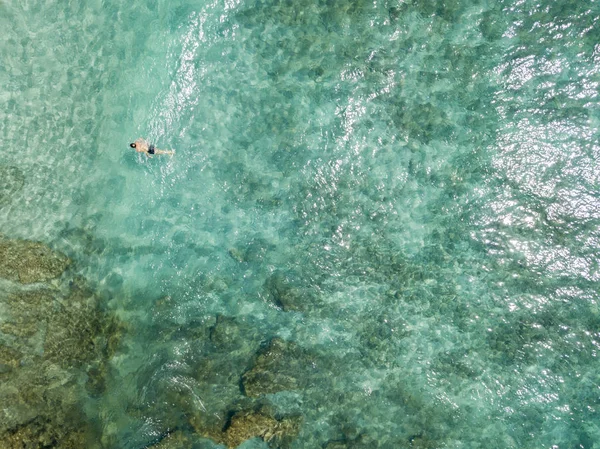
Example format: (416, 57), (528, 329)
(1, 0), (600, 447)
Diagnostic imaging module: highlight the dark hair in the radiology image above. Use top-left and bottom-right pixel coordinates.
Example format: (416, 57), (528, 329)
(130, 143), (136, 148)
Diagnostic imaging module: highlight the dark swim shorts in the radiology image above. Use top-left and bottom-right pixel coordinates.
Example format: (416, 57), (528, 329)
(148, 144), (155, 155)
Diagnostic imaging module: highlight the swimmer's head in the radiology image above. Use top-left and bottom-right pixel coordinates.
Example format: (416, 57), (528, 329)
(129, 143), (137, 148)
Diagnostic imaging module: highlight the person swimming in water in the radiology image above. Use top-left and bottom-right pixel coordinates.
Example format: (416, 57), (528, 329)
(129, 138), (175, 157)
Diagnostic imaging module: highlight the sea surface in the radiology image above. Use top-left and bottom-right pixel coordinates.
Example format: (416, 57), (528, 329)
(1, 0), (600, 448)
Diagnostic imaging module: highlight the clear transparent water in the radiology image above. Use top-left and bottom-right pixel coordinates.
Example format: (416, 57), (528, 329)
(1, 0), (600, 447)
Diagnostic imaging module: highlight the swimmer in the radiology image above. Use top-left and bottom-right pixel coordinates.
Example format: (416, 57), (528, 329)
(129, 138), (175, 158)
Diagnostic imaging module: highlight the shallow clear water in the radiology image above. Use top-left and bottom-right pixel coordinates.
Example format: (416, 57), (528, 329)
(1, 0), (600, 447)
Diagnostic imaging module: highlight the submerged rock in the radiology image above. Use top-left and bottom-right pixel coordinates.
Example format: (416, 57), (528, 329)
(0, 357), (96, 446)
(44, 278), (108, 367)
(0, 416), (89, 449)
(0, 274), (122, 448)
(223, 408), (301, 449)
(0, 165), (25, 206)
(228, 238), (274, 263)
(85, 364), (106, 397)
(323, 433), (379, 449)
(0, 345), (21, 379)
(190, 400), (302, 449)
(406, 434), (438, 449)
(198, 315), (261, 395)
(0, 237), (70, 284)
(145, 430), (192, 449)
(242, 338), (314, 397)
(263, 270), (319, 312)
(1, 289), (56, 341)
(209, 314), (243, 349)
(1, 278), (116, 368)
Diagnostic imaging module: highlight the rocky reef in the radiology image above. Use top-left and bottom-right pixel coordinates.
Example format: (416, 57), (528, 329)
(0, 237), (122, 448)
(188, 398), (302, 449)
(262, 269), (321, 312)
(139, 310), (314, 449)
(146, 431), (192, 449)
(242, 337), (316, 397)
(0, 236), (70, 284)
(222, 404), (302, 449)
